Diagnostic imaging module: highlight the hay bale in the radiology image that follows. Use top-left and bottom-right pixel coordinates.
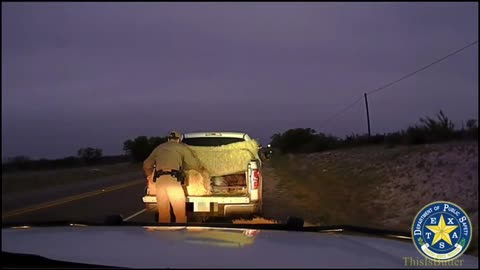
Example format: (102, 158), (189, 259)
(185, 169), (211, 196)
(185, 140), (259, 177)
(212, 176), (227, 186)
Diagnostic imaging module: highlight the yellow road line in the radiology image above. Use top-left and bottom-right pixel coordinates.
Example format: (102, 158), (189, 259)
(2, 179), (145, 219)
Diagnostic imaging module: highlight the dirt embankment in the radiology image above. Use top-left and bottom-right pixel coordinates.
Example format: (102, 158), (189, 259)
(261, 141), (478, 255)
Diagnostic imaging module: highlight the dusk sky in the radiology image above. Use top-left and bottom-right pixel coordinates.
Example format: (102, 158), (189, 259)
(2, 2), (478, 159)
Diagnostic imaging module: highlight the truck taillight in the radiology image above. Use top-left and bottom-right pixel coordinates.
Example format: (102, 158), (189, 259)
(252, 169), (260, 189)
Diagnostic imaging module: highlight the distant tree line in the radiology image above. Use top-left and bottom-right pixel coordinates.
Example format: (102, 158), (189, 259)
(4, 111), (477, 171)
(123, 136), (168, 162)
(3, 135), (170, 172)
(270, 111), (478, 154)
(2, 147), (129, 172)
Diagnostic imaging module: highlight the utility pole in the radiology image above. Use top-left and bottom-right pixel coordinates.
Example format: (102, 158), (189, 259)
(364, 93), (371, 138)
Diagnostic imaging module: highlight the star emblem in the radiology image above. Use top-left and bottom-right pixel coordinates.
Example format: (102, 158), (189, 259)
(425, 214), (458, 246)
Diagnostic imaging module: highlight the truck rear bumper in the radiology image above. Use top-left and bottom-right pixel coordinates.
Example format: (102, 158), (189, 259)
(143, 195), (250, 204)
(143, 195), (260, 217)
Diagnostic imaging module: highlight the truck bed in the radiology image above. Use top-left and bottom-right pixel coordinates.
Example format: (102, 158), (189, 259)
(209, 173), (247, 195)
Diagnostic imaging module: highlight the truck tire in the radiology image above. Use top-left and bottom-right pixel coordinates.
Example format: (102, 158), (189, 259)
(256, 200), (263, 215)
(255, 173), (264, 215)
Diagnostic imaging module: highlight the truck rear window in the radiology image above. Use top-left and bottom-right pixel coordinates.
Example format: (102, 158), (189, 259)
(182, 137), (245, 146)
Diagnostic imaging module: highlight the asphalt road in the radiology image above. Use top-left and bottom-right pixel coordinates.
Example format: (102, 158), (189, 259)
(2, 172), (144, 213)
(2, 178), (154, 225)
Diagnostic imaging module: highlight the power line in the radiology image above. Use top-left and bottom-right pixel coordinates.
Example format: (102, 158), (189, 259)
(367, 39), (478, 95)
(318, 39), (478, 128)
(318, 95), (363, 126)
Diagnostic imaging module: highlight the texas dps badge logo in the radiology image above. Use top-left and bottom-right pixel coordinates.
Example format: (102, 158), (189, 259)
(412, 201), (472, 261)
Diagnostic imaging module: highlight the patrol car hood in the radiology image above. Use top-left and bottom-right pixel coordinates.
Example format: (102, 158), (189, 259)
(2, 226), (478, 268)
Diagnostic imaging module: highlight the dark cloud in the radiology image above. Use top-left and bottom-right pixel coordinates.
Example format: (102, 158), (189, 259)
(2, 2), (478, 158)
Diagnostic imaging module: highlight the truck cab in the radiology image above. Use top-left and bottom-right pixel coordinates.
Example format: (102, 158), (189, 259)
(142, 132), (263, 222)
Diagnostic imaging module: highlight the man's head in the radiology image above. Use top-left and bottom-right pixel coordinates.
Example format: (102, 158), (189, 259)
(167, 130), (182, 143)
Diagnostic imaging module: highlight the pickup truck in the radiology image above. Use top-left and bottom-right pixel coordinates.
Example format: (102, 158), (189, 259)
(142, 132), (263, 222)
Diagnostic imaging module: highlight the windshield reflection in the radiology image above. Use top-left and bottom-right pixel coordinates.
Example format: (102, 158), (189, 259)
(145, 226), (260, 248)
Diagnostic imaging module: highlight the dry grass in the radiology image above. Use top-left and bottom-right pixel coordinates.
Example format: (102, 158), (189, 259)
(269, 154), (384, 226)
(232, 217), (318, 227)
(266, 141), (478, 256)
(232, 217), (279, 224)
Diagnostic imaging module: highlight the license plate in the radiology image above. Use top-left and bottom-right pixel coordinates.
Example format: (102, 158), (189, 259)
(142, 196), (156, 203)
(193, 202), (210, 212)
